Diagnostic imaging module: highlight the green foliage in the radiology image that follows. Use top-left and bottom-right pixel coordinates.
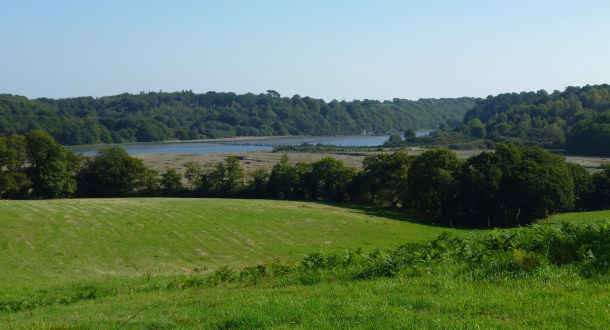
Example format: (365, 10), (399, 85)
(246, 167), (270, 198)
(76, 146), (157, 197)
(590, 164), (610, 209)
(183, 160), (203, 191)
(201, 157), (246, 197)
(567, 162), (594, 210)
(0, 135), (30, 198)
(267, 155), (301, 199)
(566, 109), (610, 155)
(356, 152), (414, 207)
(452, 144), (576, 227)
(467, 118), (486, 138)
(383, 133), (403, 146)
(512, 249), (539, 272)
(176, 144), (603, 228)
(455, 144), (574, 226)
(406, 149), (462, 220)
(1, 130), (607, 230)
(0, 131), (77, 199)
(0, 92), (477, 145)
(303, 157), (356, 202)
(499, 145), (575, 223)
(165, 220), (608, 289)
(160, 168), (184, 195)
(25, 130), (78, 198)
(461, 85), (610, 154)
(404, 128), (416, 140)
(258, 156), (358, 202)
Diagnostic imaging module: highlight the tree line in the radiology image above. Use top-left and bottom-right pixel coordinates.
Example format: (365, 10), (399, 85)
(450, 84), (610, 155)
(0, 91), (476, 145)
(2, 130), (609, 228)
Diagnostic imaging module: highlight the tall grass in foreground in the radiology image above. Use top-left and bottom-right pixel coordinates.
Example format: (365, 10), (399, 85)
(167, 220), (609, 289)
(1, 220), (608, 328)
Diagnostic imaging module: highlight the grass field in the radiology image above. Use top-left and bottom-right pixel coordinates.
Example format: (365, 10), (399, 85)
(1, 198), (608, 328)
(0, 198), (462, 292)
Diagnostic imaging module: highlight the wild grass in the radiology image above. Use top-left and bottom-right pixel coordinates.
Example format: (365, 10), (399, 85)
(3, 269), (608, 329)
(548, 209), (610, 224)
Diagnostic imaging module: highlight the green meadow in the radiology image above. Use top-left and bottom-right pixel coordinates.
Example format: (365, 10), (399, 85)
(0, 199), (461, 291)
(0, 198), (608, 328)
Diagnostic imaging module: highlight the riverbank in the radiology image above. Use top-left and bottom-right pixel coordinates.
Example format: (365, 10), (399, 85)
(65, 135), (291, 154)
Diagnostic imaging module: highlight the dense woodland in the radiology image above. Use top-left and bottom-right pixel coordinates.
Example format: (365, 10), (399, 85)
(0, 91), (475, 145)
(2, 130), (609, 228)
(449, 84), (610, 155)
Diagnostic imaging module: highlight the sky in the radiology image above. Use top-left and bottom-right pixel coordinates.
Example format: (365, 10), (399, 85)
(1, 0), (610, 101)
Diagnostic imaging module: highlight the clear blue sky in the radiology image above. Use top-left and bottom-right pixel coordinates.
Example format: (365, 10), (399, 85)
(2, 0), (609, 101)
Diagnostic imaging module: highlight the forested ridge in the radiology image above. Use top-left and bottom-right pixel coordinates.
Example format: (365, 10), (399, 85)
(0, 91), (476, 145)
(456, 84), (610, 155)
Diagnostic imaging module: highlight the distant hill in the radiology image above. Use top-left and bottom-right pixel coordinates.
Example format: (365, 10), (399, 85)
(0, 91), (476, 146)
(459, 84), (610, 155)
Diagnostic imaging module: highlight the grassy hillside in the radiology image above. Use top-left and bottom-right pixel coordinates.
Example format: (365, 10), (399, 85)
(1, 199), (607, 328)
(0, 198), (462, 292)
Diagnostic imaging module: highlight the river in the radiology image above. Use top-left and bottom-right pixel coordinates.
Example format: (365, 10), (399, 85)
(67, 131), (434, 155)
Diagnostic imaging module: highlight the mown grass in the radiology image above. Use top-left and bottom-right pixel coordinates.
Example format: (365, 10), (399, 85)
(1, 199), (608, 328)
(0, 198), (462, 293)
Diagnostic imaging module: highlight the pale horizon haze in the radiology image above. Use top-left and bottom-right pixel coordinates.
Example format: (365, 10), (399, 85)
(2, 0), (610, 101)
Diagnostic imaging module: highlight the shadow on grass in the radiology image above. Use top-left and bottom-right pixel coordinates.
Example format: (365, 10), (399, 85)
(315, 201), (494, 230)
(316, 201), (438, 227)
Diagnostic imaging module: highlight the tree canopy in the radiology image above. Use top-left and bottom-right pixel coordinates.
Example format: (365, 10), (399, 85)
(0, 130), (79, 198)
(455, 84), (610, 155)
(0, 92), (476, 145)
(76, 146), (156, 197)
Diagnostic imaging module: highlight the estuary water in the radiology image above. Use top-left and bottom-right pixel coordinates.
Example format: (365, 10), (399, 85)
(67, 135), (392, 156)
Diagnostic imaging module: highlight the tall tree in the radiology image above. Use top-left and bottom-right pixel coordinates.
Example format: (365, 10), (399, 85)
(454, 151), (503, 227)
(404, 128), (416, 141)
(358, 152), (414, 207)
(160, 168), (184, 196)
(76, 146), (156, 197)
(304, 157), (356, 202)
(0, 135), (30, 198)
(267, 154), (300, 199)
(406, 149), (462, 221)
(590, 164), (610, 209)
(25, 130), (77, 198)
(202, 157), (245, 197)
(496, 145), (574, 225)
